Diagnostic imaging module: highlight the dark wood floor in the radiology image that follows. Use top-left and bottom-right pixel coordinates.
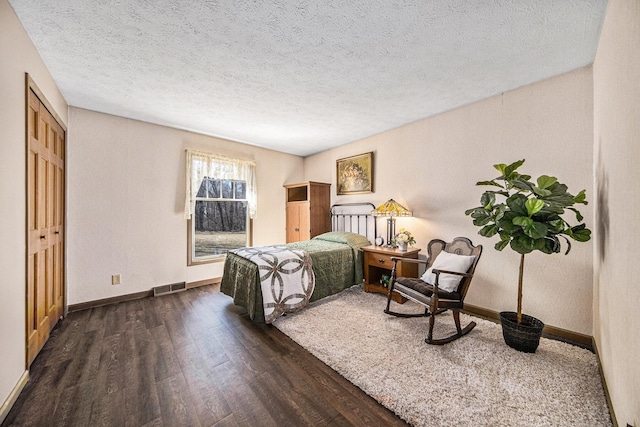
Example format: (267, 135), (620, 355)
(3, 284), (408, 427)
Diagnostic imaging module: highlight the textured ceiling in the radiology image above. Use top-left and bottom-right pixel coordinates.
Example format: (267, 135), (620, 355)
(9, 0), (607, 157)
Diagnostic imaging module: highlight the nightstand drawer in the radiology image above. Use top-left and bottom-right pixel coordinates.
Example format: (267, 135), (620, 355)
(366, 252), (394, 269)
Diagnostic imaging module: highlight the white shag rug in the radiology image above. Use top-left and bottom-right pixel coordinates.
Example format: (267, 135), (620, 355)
(272, 286), (612, 427)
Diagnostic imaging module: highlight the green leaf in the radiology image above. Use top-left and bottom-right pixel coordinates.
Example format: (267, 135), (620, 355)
(471, 213), (491, 221)
(574, 189), (588, 204)
(525, 198), (545, 216)
(544, 193), (575, 207)
(510, 234), (535, 254)
(476, 180), (504, 188)
(571, 227), (592, 242)
(493, 163), (507, 175)
(506, 194), (528, 216)
(512, 179), (534, 192)
(465, 207), (490, 216)
(547, 218), (567, 233)
(480, 191), (496, 209)
(473, 216), (493, 226)
(538, 203), (564, 215)
(467, 208), (489, 218)
(498, 211), (522, 233)
(524, 221), (548, 239)
(567, 207), (584, 222)
(543, 183), (571, 209)
(539, 237), (560, 254)
(546, 182), (569, 197)
(494, 239), (510, 251)
(559, 235), (572, 255)
(513, 216), (533, 227)
(537, 175), (558, 189)
(503, 159), (525, 177)
(533, 238), (549, 252)
(532, 186), (552, 197)
(479, 223), (500, 237)
(494, 204), (507, 221)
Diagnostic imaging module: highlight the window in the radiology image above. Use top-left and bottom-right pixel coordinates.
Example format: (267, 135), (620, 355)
(193, 178), (247, 258)
(185, 150), (257, 264)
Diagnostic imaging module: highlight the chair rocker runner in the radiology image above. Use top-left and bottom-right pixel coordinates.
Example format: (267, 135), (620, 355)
(384, 237), (482, 345)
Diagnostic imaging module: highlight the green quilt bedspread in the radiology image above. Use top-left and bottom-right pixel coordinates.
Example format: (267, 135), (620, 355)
(220, 231), (371, 322)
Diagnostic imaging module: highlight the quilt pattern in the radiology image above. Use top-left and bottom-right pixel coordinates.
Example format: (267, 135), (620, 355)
(232, 245), (315, 323)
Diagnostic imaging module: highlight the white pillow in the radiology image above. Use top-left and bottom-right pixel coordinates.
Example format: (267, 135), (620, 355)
(420, 251), (476, 293)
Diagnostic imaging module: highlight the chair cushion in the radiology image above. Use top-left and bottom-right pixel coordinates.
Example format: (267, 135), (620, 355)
(395, 277), (462, 302)
(420, 251), (476, 292)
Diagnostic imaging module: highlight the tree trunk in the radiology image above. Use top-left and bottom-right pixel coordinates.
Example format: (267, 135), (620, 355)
(517, 253), (525, 324)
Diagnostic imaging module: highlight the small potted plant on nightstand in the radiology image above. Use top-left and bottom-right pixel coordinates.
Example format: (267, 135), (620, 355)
(393, 228), (416, 251)
(465, 159), (591, 353)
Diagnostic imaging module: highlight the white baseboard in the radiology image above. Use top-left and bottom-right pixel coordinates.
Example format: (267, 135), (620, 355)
(0, 370), (28, 425)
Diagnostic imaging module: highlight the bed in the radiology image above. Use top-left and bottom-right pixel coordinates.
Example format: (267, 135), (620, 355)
(220, 203), (377, 322)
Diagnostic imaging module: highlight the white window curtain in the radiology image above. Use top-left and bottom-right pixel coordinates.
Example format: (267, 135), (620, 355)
(184, 149), (257, 220)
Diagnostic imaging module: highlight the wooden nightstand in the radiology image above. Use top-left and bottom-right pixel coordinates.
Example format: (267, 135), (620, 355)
(362, 245), (421, 304)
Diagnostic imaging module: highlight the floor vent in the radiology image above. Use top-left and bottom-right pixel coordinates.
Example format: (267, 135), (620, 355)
(153, 282), (187, 297)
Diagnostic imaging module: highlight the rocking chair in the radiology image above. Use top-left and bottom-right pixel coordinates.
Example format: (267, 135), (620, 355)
(385, 237), (482, 345)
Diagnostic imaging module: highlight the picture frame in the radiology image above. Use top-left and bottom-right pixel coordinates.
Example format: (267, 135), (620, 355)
(336, 152), (374, 195)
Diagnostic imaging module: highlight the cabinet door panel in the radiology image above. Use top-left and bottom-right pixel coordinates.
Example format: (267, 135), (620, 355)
(286, 204), (301, 242)
(298, 203), (310, 241)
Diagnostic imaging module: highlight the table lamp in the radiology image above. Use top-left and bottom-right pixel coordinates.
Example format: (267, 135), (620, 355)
(371, 199), (412, 247)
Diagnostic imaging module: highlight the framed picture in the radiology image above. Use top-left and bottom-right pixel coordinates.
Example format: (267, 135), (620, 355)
(336, 152), (374, 195)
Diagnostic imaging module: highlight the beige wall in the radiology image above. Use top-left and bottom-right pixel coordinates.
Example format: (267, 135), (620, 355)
(306, 67), (595, 335)
(0, 0), (69, 417)
(593, 0), (640, 425)
(67, 107), (303, 304)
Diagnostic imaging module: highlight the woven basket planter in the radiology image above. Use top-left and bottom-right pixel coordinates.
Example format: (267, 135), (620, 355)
(499, 311), (545, 353)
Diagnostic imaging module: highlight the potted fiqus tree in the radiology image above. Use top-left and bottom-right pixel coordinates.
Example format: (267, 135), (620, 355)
(465, 160), (591, 352)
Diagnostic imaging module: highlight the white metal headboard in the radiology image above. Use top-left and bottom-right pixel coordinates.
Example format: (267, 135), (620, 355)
(330, 203), (377, 243)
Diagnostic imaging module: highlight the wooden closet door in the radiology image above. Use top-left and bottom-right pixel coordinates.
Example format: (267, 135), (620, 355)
(49, 112), (65, 322)
(27, 89), (65, 366)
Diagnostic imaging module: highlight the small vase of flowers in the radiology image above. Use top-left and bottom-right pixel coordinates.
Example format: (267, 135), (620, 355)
(393, 228), (415, 251)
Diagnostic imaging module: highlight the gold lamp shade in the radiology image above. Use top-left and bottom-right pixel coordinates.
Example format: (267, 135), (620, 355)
(371, 199), (412, 217)
(371, 199), (412, 247)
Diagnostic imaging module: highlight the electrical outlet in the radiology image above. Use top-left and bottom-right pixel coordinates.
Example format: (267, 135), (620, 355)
(111, 274), (121, 285)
